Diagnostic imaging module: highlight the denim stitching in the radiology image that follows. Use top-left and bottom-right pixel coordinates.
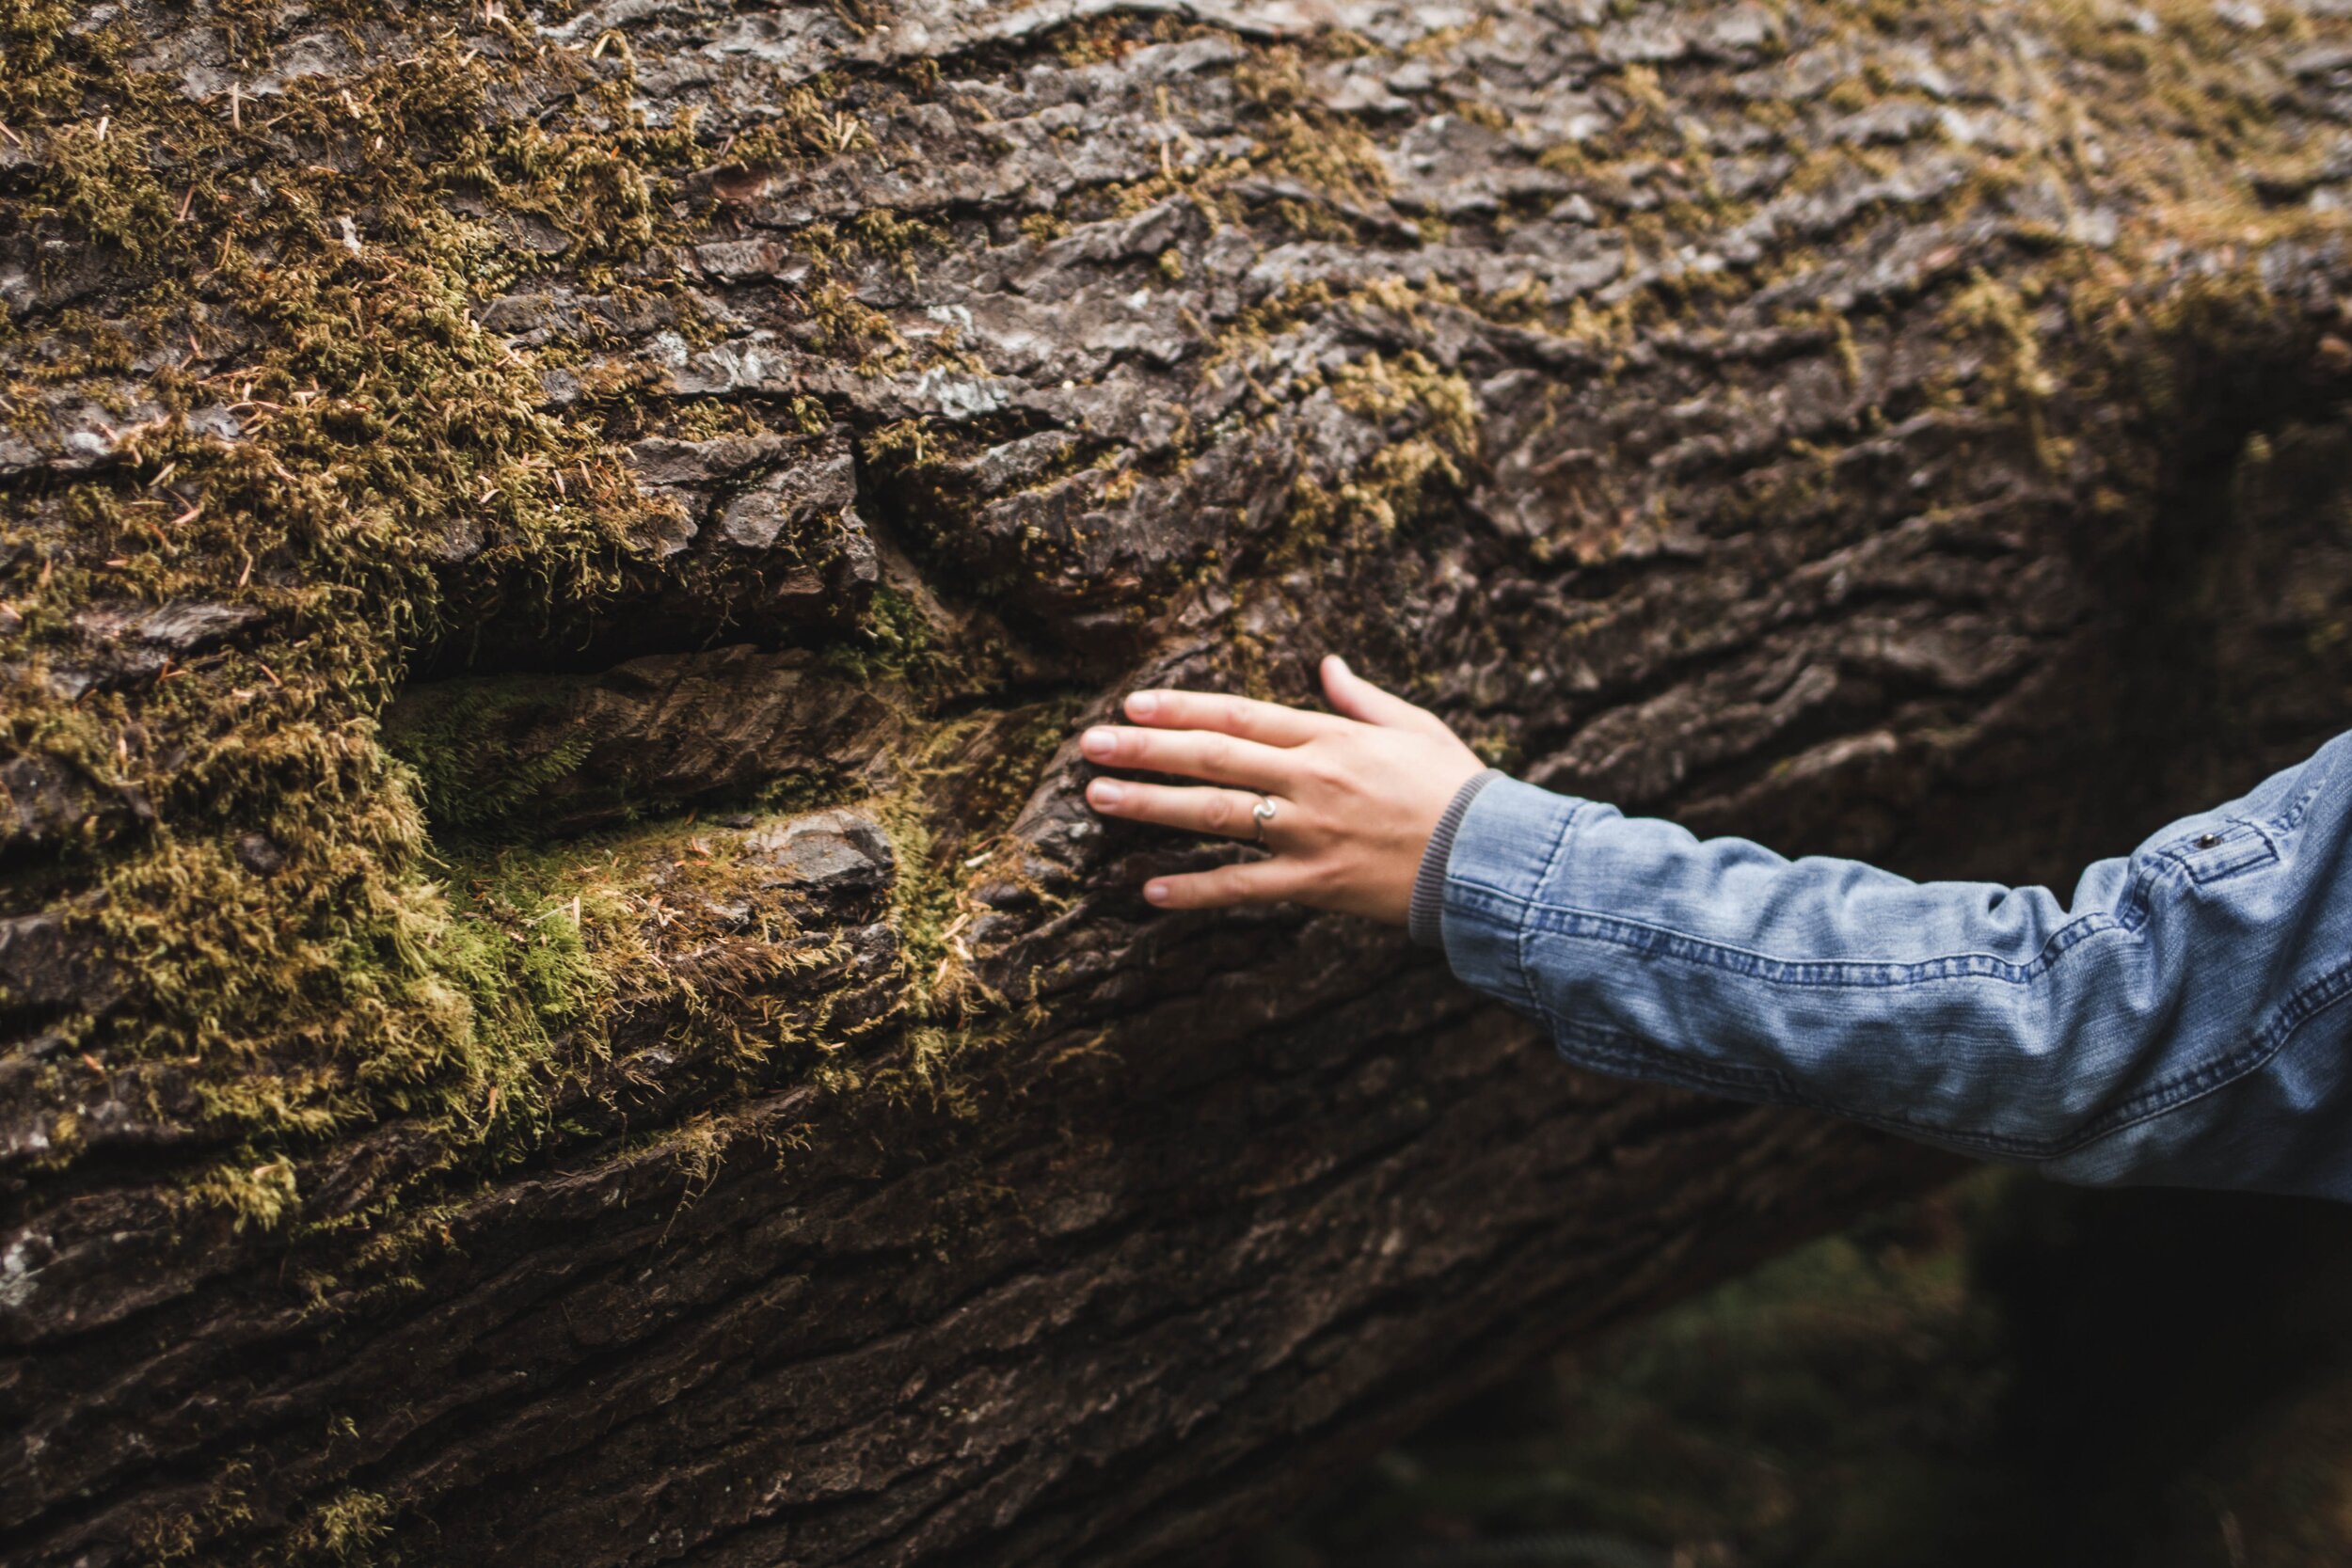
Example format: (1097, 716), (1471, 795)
(2268, 776), (2327, 838)
(1549, 1015), (1794, 1099)
(1453, 806), (2300, 988)
(1540, 952), (2352, 1161)
(1502, 797), (1583, 1021)
(1447, 879), (2114, 996)
(2156, 819), (2280, 885)
(1512, 903), (2144, 990)
(1453, 784), (2337, 1160)
(1543, 1012), (2050, 1156)
(2051, 954), (2352, 1154)
(1540, 998), (2067, 1158)
(1454, 837), (2165, 987)
(1457, 828), (2265, 993)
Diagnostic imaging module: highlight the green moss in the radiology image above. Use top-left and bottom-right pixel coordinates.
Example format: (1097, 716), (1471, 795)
(0, 8), (740, 1228)
(381, 678), (596, 832)
(821, 582), (944, 686)
(184, 1155), (301, 1233)
(8, 0), (2345, 1433)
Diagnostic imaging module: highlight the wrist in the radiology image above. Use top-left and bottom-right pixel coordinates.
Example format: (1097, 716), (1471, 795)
(1406, 768), (1504, 947)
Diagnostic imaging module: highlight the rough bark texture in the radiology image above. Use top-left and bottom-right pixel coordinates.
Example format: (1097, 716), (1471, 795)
(7, 1), (2352, 1563)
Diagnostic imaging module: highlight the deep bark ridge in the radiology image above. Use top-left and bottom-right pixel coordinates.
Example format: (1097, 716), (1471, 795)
(5, 1), (2352, 1562)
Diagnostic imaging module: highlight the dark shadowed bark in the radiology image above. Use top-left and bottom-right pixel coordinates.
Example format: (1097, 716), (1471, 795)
(6, 1), (2352, 1562)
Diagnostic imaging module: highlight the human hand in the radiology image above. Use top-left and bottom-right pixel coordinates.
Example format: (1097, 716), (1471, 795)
(1080, 654), (1487, 922)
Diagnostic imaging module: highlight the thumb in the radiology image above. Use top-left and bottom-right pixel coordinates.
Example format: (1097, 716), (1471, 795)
(1321, 654), (1444, 733)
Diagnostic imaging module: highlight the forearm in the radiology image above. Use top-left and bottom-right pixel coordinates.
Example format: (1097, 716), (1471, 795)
(1073, 657), (2352, 1197)
(1433, 742), (2352, 1197)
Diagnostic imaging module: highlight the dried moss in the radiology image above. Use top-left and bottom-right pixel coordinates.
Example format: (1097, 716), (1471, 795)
(282, 1488), (392, 1566)
(4, 0), (2341, 1306)
(0, 8), (741, 1220)
(5, 7), (2348, 1562)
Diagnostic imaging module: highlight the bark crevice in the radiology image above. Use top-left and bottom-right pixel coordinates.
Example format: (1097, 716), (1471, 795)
(8, 2), (2352, 1562)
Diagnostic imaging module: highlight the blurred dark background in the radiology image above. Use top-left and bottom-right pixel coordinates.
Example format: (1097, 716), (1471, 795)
(1247, 1171), (2352, 1568)
(1241, 393), (2352, 1568)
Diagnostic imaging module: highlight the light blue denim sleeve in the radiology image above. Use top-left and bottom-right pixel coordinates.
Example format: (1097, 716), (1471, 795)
(1438, 732), (2352, 1200)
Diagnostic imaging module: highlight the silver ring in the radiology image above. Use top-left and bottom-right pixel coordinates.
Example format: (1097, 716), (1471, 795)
(1250, 795), (1278, 845)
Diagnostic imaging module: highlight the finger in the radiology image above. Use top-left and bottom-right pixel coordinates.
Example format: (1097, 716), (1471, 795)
(1087, 778), (1281, 841)
(1079, 723), (1293, 791)
(1320, 654), (1450, 736)
(1121, 687), (1337, 747)
(1143, 858), (1311, 910)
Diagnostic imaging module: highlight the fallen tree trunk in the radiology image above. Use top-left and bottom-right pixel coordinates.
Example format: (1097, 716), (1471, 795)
(6, 0), (2352, 1562)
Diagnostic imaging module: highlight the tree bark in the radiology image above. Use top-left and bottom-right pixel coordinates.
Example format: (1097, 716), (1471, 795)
(6, 1), (2352, 1562)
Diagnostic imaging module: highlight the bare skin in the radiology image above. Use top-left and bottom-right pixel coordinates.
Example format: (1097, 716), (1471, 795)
(1080, 655), (1487, 921)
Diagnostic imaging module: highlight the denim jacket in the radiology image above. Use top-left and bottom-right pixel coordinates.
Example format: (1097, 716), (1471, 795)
(1414, 733), (2352, 1200)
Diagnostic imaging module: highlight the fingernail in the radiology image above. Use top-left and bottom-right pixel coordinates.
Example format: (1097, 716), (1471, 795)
(1125, 689), (1160, 720)
(1144, 880), (1170, 904)
(1329, 655), (1350, 675)
(1082, 726), (1116, 758)
(1090, 780), (1125, 808)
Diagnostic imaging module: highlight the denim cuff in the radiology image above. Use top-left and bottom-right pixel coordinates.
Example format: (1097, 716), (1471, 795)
(1407, 768), (1505, 948)
(1438, 776), (1588, 1020)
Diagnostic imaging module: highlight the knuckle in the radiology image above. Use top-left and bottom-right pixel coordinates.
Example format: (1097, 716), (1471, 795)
(1202, 793), (1233, 832)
